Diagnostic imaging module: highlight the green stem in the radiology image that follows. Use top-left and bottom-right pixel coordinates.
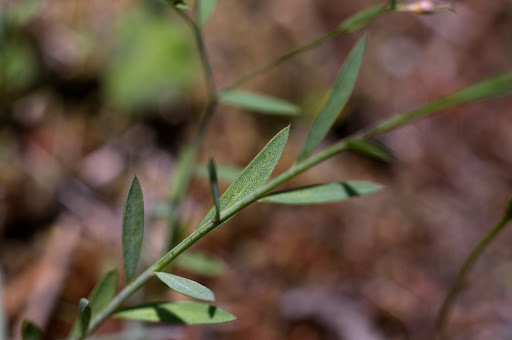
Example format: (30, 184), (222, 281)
(77, 68), (512, 339)
(174, 8), (216, 98)
(435, 195), (512, 340)
(221, 4), (389, 92)
(358, 70), (512, 139)
(165, 7), (218, 250)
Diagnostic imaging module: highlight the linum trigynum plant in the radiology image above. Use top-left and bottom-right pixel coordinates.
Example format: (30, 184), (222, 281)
(16, 1), (512, 339)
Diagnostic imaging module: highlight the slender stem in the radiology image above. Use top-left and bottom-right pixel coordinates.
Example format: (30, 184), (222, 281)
(85, 223), (214, 337)
(174, 8), (216, 98)
(165, 7), (218, 250)
(78, 69), (512, 339)
(221, 4), (389, 92)
(435, 196), (512, 340)
(83, 141), (349, 339)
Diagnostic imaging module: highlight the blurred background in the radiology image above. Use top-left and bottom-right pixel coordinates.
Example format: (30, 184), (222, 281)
(1, 0), (512, 339)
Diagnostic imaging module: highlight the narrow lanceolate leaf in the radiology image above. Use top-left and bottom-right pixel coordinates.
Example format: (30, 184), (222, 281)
(260, 181), (383, 205)
(196, 125), (290, 230)
(439, 70), (512, 104)
(114, 301), (236, 325)
(219, 90), (300, 116)
(21, 320), (42, 340)
(345, 139), (392, 162)
(155, 272), (215, 302)
(78, 299), (91, 337)
(122, 176), (144, 283)
(174, 252), (226, 277)
(208, 158), (221, 221)
(297, 36), (367, 162)
(364, 70), (512, 138)
(88, 269), (118, 317)
(196, 0), (217, 27)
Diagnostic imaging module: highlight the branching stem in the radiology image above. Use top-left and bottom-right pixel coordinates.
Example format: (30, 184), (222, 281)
(81, 70), (512, 338)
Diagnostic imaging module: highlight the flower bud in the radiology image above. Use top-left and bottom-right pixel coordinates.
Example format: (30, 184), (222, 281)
(396, 0), (454, 14)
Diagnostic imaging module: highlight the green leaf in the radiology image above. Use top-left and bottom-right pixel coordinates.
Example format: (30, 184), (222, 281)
(88, 269), (118, 317)
(122, 176), (144, 283)
(78, 299), (91, 337)
(194, 164), (241, 182)
(440, 70), (512, 104)
(174, 252), (226, 277)
(297, 36), (367, 162)
(365, 71), (512, 137)
(345, 139), (392, 162)
(21, 320), (42, 340)
(196, 0), (217, 27)
(219, 90), (300, 116)
(196, 125), (290, 230)
(208, 158), (221, 221)
(260, 181), (383, 205)
(114, 301), (236, 325)
(154, 272), (215, 302)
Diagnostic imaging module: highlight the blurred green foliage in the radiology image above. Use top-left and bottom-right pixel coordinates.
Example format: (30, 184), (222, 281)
(1, 38), (38, 92)
(102, 6), (197, 111)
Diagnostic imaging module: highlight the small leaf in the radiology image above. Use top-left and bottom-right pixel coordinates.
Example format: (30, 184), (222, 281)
(208, 158), (221, 221)
(88, 269), (118, 317)
(22, 320), (42, 340)
(78, 299), (91, 337)
(196, 126), (290, 230)
(194, 164), (241, 182)
(196, 0), (217, 27)
(260, 181), (384, 205)
(114, 301), (236, 325)
(155, 272), (215, 302)
(122, 176), (144, 283)
(297, 36), (367, 162)
(174, 252), (226, 277)
(219, 90), (300, 116)
(345, 139), (392, 162)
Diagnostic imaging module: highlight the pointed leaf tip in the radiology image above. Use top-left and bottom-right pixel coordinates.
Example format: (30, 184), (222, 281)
(155, 272), (215, 301)
(297, 36), (367, 162)
(122, 176), (144, 283)
(78, 298), (91, 337)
